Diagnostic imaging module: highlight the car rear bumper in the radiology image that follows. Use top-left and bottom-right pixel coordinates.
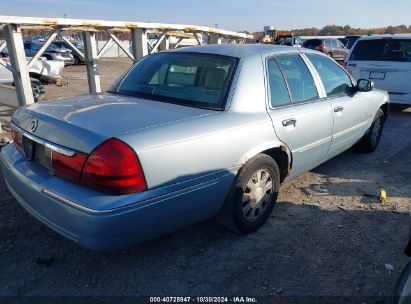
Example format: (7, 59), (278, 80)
(0, 144), (235, 251)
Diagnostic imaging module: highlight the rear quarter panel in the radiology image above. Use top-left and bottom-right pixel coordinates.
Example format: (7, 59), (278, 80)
(118, 112), (285, 189)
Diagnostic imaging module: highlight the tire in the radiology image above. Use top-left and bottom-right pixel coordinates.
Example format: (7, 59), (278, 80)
(73, 55), (80, 65)
(217, 154), (280, 234)
(30, 78), (45, 103)
(357, 108), (384, 153)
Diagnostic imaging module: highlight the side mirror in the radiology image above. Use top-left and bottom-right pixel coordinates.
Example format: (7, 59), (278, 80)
(357, 79), (374, 92)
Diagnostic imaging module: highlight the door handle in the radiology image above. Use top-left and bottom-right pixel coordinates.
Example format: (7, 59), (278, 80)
(282, 118), (297, 127)
(334, 106), (344, 113)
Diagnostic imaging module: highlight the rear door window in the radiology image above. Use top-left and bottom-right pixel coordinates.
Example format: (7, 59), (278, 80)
(350, 39), (411, 62)
(275, 54), (319, 103)
(307, 54), (353, 97)
(267, 58), (291, 107)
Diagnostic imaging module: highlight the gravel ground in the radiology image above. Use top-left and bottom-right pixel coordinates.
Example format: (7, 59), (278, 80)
(0, 59), (410, 301)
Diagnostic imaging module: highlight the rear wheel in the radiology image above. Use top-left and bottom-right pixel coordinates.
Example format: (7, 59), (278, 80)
(217, 154), (280, 233)
(357, 108), (384, 153)
(30, 78), (45, 103)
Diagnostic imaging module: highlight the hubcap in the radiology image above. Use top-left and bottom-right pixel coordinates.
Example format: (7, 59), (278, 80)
(242, 169), (273, 220)
(31, 84), (40, 98)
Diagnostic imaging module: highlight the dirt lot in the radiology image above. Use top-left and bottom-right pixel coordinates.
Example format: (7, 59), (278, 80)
(0, 59), (410, 301)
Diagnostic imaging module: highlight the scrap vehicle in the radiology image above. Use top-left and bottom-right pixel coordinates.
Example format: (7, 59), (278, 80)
(0, 49), (64, 102)
(344, 34), (411, 104)
(303, 38), (348, 61)
(0, 45), (389, 251)
(52, 41), (85, 65)
(24, 40), (75, 66)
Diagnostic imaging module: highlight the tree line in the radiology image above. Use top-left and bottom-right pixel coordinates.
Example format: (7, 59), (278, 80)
(252, 24), (411, 38)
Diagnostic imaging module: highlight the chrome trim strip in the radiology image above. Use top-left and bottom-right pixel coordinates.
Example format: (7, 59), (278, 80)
(333, 121), (368, 139)
(12, 122), (75, 156)
(293, 136), (332, 153)
(42, 189), (108, 215)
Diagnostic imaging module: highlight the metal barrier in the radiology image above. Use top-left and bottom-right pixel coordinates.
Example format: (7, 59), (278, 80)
(0, 15), (253, 107)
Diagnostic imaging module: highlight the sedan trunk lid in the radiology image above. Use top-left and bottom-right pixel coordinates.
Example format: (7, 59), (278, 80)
(12, 93), (216, 153)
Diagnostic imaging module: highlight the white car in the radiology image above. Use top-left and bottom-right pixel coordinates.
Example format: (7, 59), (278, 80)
(0, 55), (64, 102)
(344, 34), (411, 105)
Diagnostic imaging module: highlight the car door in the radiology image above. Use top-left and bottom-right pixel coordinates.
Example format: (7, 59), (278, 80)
(265, 53), (333, 179)
(304, 53), (369, 158)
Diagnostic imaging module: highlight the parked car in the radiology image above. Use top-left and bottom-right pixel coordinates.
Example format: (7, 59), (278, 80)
(392, 224), (411, 304)
(344, 35), (362, 49)
(0, 45), (389, 251)
(338, 37), (348, 47)
(345, 34), (411, 105)
(24, 41), (75, 66)
(52, 41), (85, 65)
(303, 38), (348, 61)
(275, 35), (304, 47)
(0, 51), (64, 102)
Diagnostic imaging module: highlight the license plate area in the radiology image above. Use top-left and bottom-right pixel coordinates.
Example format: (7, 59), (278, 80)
(21, 136), (34, 160)
(33, 142), (52, 170)
(21, 136), (53, 173)
(369, 71), (386, 80)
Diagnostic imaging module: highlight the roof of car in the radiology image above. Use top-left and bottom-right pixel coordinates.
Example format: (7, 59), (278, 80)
(171, 44), (299, 58)
(358, 34), (411, 40)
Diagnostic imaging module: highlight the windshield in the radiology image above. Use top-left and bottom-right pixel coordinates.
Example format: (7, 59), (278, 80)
(110, 52), (238, 110)
(350, 39), (411, 62)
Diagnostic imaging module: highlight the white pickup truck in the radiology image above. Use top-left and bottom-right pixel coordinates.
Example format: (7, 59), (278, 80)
(0, 53), (64, 103)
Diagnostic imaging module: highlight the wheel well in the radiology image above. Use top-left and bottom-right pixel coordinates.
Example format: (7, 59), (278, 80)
(380, 103), (389, 122)
(261, 146), (290, 183)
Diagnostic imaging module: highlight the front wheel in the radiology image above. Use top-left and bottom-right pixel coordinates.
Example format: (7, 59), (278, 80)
(357, 108), (384, 153)
(30, 78), (45, 103)
(217, 154), (280, 234)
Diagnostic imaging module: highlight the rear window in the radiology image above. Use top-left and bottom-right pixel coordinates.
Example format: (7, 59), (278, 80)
(303, 39), (322, 48)
(350, 39), (411, 62)
(110, 52), (238, 110)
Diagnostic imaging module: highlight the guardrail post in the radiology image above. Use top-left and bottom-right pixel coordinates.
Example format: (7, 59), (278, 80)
(3, 24), (34, 106)
(159, 35), (170, 51)
(82, 31), (101, 93)
(131, 28), (148, 62)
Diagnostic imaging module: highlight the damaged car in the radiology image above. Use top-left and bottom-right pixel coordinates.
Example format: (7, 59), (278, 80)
(0, 51), (64, 102)
(0, 45), (389, 250)
(24, 41), (75, 66)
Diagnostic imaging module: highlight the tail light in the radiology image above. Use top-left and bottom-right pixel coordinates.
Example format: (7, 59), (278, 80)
(80, 138), (147, 195)
(11, 130), (146, 195)
(316, 44), (326, 51)
(52, 151), (87, 183)
(11, 128), (23, 153)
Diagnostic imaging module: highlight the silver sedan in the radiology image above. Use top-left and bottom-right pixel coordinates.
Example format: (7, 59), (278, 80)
(0, 45), (389, 250)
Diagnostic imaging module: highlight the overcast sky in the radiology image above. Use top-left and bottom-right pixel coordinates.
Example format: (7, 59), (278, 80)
(1, 0), (410, 32)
